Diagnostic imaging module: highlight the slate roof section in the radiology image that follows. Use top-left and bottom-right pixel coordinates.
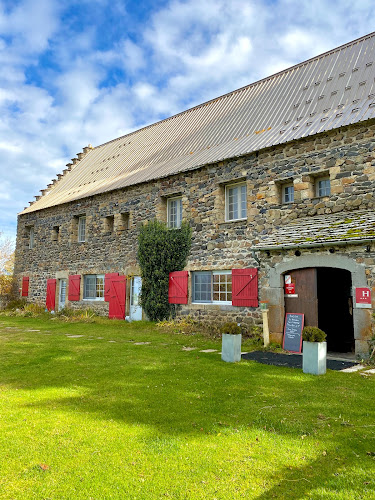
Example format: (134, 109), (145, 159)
(21, 32), (375, 215)
(252, 210), (375, 250)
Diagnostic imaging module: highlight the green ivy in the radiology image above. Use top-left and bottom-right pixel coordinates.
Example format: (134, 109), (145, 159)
(137, 220), (191, 321)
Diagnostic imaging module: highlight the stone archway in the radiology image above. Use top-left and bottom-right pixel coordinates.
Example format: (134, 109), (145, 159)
(264, 253), (371, 356)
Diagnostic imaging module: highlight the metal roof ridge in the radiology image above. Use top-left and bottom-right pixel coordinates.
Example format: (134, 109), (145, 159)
(92, 31), (375, 151)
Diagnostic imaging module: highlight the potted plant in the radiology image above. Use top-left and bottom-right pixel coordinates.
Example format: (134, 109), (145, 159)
(221, 322), (242, 363)
(302, 326), (327, 375)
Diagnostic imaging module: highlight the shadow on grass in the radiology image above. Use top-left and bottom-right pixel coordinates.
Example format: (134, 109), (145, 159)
(1, 317), (374, 498)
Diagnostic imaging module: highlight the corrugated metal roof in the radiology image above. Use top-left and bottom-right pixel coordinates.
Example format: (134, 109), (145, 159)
(251, 210), (375, 249)
(21, 32), (375, 215)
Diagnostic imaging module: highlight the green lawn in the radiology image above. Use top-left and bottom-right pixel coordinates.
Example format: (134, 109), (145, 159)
(0, 316), (374, 499)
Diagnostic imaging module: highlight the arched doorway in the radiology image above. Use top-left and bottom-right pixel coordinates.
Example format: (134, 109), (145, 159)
(267, 253), (371, 356)
(284, 267), (354, 353)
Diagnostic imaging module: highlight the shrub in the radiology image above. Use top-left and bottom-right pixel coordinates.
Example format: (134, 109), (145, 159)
(137, 220), (191, 321)
(302, 326), (327, 342)
(221, 322), (241, 335)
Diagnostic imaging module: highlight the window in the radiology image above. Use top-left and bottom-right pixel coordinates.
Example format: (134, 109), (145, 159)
(52, 226), (60, 242)
(104, 215), (114, 233)
(225, 183), (247, 221)
(83, 275), (104, 300)
(316, 177), (330, 197)
(28, 226), (35, 249)
(193, 270), (232, 304)
(167, 197), (182, 228)
(282, 184), (294, 203)
(78, 216), (86, 242)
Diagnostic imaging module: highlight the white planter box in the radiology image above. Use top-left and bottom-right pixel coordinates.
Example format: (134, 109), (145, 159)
(221, 333), (242, 363)
(302, 341), (327, 375)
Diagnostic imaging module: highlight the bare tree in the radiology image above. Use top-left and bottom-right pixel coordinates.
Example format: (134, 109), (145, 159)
(0, 235), (15, 295)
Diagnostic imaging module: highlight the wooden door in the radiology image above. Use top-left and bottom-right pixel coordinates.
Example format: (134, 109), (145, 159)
(284, 268), (318, 327)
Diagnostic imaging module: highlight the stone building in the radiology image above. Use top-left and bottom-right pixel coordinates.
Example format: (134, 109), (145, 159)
(15, 33), (375, 356)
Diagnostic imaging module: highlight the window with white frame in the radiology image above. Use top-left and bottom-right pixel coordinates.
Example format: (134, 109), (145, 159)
(316, 177), (330, 197)
(28, 226), (35, 249)
(78, 216), (86, 242)
(192, 270), (232, 304)
(83, 275), (104, 300)
(225, 182), (247, 221)
(282, 183), (294, 204)
(167, 197), (182, 228)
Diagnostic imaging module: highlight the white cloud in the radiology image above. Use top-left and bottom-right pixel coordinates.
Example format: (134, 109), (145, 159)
(1, 0), (375, 238)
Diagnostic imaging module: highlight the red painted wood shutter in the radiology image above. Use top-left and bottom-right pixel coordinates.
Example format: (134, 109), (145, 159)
(21, 277), (29, 297)
(104, 273), (119, 302)
(68, 275), (81, 301)
(168, 271), (188, 304)
(108, 275), (126, 319)
(46, 279), (57, 311)
(232, 268), (258, 307)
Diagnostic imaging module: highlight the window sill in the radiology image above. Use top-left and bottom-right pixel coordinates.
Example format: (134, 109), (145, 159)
(82, 298), (104, 302)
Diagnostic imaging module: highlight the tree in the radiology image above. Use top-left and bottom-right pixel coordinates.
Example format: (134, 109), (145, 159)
(0, 234), (15, 296)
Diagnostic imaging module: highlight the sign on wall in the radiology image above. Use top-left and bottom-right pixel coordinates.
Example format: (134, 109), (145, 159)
(284, 274), (296, 296)
(355, 288), (372, 309)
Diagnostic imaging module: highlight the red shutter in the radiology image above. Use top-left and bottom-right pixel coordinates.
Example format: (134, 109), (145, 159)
(232, 268), (258, 307)
(21, 277), (29, 297)
(68, 275), (81, 301)
(46, 279), (57, 311)
(104, 273), (119, 302)
(108, 275), (126, 319)
(168, 271), (188, 304)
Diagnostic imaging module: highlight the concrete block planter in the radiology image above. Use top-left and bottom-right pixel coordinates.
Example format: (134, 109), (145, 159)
(302, 341), (327, 375)
(221, 334), (242, 363)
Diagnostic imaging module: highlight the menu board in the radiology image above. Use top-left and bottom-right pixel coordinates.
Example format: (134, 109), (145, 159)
(283, 313), (304, 353)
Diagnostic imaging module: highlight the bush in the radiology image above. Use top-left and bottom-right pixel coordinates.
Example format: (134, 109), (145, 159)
(137, 220), (191, 321)
(302, 326), (327, 342)
(221, 322), (241, 335)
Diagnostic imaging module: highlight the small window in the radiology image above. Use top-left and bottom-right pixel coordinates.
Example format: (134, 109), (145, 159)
(83, 275), (104, 300)
(119, 212), (130, 230)
(78, 216), (86, 242)
(28, 226), (35, 249)
(105, 215), (114, 233)
(193, 270), (232, 304)
(282, 184), (294, 204)
(167, 197), (182, 228)
(316, 178), (330, 197)
(225, 183), (247, 221)
(52, 226), (60, 242)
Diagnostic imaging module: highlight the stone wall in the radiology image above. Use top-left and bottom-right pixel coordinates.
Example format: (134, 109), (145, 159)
(14, 119), (375, 336)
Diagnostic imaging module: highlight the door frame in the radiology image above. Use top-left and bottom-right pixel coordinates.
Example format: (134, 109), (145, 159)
(130, 276), (142, 321)
(265, 253), (371, 356)
(58, 278), (67, 311)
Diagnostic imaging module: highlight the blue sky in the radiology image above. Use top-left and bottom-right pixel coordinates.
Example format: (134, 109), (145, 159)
(1, 0), (375, 242)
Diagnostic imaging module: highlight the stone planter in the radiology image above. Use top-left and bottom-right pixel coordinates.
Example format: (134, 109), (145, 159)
(221, 333), (242, 363)
(302, 341), (327, 375)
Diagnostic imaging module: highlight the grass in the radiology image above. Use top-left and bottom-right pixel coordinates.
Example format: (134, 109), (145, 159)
(0, 316), (374, 499)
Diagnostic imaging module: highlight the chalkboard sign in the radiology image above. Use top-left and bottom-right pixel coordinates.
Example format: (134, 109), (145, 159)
(283, 313), (304, 353)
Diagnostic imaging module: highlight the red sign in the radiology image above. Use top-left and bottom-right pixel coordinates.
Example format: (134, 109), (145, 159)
(285, 283), (295, 294)
(355, 288), (371, 308)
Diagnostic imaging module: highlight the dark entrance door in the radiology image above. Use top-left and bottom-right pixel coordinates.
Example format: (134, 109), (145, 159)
(284, 267), (354, 353)
(317, 268), (354, 352)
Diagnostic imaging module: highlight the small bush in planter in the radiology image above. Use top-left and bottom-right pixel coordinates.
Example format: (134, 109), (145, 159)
(221, 322), (241, 335)
(302, 326), (326, 343)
